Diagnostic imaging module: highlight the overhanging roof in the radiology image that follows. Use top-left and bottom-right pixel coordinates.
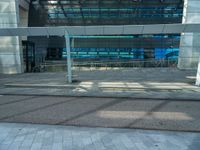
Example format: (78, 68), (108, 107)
(0, 24), (200, 36)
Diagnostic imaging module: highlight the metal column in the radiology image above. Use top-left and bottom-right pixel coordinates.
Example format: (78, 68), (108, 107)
(196, 58), (200, 86)
(65, 34), (72, 83)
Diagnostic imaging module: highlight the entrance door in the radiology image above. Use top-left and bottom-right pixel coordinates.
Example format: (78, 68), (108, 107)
(22, 41), (36, 72)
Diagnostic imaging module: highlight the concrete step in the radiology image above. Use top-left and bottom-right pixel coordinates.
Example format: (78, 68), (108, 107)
(5, 83), (198, 91)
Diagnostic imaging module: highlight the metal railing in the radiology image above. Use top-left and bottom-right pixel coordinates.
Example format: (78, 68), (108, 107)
(73, 59), (178, 69)
(32, 59), (178, 72)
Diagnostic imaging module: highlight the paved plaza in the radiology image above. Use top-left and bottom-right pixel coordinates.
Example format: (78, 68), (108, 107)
(0, 68), (200, 100)
(0, 123), (200, 150)
(0, 95), (200, 132)
(0, 68), (200, 149)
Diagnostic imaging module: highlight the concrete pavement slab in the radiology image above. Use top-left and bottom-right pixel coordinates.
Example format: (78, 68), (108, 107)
(0, 123), (200, 150)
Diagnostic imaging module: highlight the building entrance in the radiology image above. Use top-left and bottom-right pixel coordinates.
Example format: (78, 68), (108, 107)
(22, 41), (36, 72)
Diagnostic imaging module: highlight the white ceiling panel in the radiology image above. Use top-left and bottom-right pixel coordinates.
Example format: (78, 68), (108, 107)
(47, 27), (65, 36)
(0, 28), (10, 36)
(123, 25), (144, 34)
(142, 24), (165, 34)
(66, 26), (85, 35)
(85, 26), (104, 35)
(184, 24), (200, 33)
(163, 24), (185, 34)
(28, 27), (48, 36)
(0, 24), (200, 36)
(103, 26), (124, 35)
(8, 28), (29, 36)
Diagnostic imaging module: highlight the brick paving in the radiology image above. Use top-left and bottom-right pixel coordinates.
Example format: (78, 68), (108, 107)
(0, 123), (200, 150)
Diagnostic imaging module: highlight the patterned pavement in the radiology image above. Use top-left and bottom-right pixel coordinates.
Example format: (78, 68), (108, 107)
(0, 123), (200, 150)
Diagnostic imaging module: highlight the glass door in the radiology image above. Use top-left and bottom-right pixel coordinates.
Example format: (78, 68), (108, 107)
(22, 41), (36, 72)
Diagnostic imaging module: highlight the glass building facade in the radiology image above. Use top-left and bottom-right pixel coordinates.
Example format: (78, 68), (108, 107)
(29, 0), (183, 26)
(28, 0), (184, 63)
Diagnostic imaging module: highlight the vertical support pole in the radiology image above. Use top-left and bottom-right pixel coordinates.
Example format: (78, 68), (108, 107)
(196, 58), (200, 86)
(65, 33), (72, 83)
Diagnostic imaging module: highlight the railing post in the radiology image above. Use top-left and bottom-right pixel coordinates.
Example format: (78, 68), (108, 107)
(65, 33), (72, 83)
(196, 57), (200, 86)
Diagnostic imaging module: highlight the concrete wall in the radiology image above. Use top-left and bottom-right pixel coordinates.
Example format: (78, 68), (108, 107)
(0, 0), (23, 74)
(19, 6), (28, 27)
(0, 0), (30, 74)
(196, 58), (200, 86)
(178, 0), (200, 69)
(19, 0), (29, 42)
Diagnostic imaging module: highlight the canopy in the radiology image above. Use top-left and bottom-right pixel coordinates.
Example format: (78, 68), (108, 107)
(0, 24), (200, 36)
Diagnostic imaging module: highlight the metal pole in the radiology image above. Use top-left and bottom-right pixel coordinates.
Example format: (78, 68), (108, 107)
(65, 33), (72, 83)
(196, 57), (200, 86)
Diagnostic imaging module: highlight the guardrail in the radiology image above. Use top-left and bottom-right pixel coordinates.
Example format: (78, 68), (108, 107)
(73, 59), (178, 68)
(33, 59), (178, 72)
